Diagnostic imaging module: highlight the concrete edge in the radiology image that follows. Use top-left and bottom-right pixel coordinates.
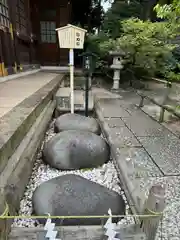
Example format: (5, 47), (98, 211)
(0, 100), (56, 239)
(0, 74), (64, 174)
(41, 66), (82, 72)
(94, 100), (143, 223)
(0, 69), (41, 83)
(55, 106), (94, 115)
(93, 95), (123, 103)
(41, 67), (83, 75)
(9, 224), (144, 239)
(41, 66), (69, 70)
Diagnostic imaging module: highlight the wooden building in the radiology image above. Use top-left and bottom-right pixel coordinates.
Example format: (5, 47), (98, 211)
(0, 0), (74, 77)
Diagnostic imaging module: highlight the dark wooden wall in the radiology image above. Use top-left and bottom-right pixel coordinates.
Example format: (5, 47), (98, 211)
(31, 0), (71, 66)
(0, 0), (72, 76)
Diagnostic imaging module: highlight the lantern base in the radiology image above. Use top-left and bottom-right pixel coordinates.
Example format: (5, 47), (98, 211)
(111, 88), (121, 93)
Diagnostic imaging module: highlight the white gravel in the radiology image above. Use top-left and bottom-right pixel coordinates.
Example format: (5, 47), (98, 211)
(12, 120), (134, 228)
(11, 119), (179, 240)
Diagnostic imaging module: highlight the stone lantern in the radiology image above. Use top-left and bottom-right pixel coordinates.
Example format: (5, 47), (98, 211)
(109, 50), (125, 91)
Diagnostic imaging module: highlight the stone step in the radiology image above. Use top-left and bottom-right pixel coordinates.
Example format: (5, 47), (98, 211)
(61, 74), (92, 90)
(0, 73), (64, 239)
(63, 77), (86, 89)
(0, 74), (63, 175)
(55, 88), (94, 114)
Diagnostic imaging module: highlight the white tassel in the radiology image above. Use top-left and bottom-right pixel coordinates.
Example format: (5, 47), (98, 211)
(104, 209), (121, 240)
(44, 214), (61, 240)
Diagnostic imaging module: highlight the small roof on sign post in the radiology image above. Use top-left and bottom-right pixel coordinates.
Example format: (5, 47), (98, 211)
(56, 24), (87, 33)
(56, 24), (87, 49)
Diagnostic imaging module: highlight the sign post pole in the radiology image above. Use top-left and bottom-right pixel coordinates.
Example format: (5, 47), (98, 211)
(69, 48), (74, 114)
(80, 52), (97, 117)
(56, 24), (87, 114)
(85, 56), (90, 117)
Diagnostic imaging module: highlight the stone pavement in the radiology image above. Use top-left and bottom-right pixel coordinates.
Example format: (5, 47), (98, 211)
(135, 81), (180, 136)
(94, 87), (180, 240)
(0, 72), (60, 118)
(94, 88), (180, 176)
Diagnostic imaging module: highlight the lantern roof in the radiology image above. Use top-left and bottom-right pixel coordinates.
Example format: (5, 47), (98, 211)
(109, 49), (125, 57)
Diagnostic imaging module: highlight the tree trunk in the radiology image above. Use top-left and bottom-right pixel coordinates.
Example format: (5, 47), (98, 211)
(140, 0), (158, 20)
(98, 0), (102, 33)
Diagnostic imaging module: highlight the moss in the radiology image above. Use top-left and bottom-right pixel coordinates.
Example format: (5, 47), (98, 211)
(81, 167), (94, 172)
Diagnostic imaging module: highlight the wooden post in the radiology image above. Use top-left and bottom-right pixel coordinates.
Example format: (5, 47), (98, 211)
(159, 107), (165, 123)
(7, 0), (17, 74)
(27, 0), (33, 66)
(9, 0), (19, 71)
(141, 184), (166, 240)
(162, 82), (171, 105)
(0, 32), (5, 77)
(158, 82), (171, 123)
(69, 48), (74, 114)
(0, 190), (9, 240)
(139, 96), (145, 108)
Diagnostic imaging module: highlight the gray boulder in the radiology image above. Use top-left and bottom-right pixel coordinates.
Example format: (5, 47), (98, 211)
(32, 174), (125, 225)
(43, 130), (110, 170)
(54, 113), (101, 135)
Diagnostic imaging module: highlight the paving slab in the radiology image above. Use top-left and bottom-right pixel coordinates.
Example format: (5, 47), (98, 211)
(96, 93), (180, 175)
(104, 117), (125, 128)
(98, 99), (130, 118)
(116, 148), (163, 177)
(92, 87), (121, 100)
(138, 135), (180, 175)
(108, 127), (141, 148)
(122, 111), (170, 137)
(120, 102), (140, 114)
(102, 106), (130, 118)
(94, 87), (180, 240)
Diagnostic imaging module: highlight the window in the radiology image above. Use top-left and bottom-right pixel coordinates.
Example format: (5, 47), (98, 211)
(40, 21), (56, 43)
(0, 0), (10, 28)
(16, 0), (27, 34)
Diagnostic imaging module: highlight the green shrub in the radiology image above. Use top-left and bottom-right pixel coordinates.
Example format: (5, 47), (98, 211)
(85, 0), (180, 82)
(165, 72), (180, 82)
(99, 17), (179, 80)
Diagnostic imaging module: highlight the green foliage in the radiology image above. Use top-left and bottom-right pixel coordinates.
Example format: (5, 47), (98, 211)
(154, 0), (180, 80)
(165, 72), (180, 81)
(99, 18), (178, 79)
(84, 33), (110, 70)
(154, 0), (180, 21)
(85, 0), (180, 81)
(102, 0), (141, 38)
(85, 33), (109, 57)
(81, 167), (94, 172)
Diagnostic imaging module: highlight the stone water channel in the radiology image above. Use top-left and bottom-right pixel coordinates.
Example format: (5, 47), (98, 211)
(0, 73), (143, 240)
(5, 77), (174, 240)
(11, 112), (135, 232)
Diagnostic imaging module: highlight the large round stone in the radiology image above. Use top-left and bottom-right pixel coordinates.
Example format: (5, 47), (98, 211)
(32, 174), (125, 225)
(43, 130), (110, 170)
(54, 113), (101, 135)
